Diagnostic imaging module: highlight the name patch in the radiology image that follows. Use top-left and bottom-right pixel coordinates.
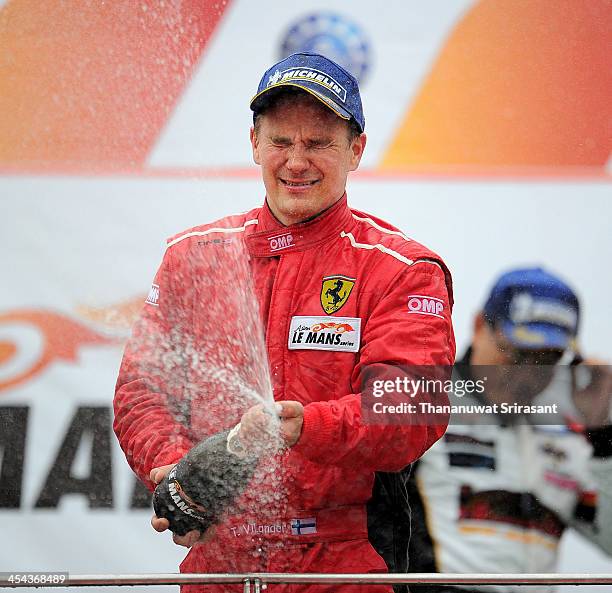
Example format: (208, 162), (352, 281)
(288, 316), (361, 352)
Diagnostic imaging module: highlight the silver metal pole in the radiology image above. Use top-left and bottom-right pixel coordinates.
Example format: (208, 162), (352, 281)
(2, 573), (612, 588)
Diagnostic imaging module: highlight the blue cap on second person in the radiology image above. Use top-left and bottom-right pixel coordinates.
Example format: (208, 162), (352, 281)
(250, 52), (365, 132)
(483, 267), (580, 350)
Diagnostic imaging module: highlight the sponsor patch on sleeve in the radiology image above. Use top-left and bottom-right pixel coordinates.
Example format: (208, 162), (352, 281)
(288, 316), (361, 352)
(145, 283), (160, 306)
(407, 294), (444, 318)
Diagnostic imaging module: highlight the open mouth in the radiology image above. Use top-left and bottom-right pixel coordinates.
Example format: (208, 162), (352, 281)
(280, 179), (319, 188)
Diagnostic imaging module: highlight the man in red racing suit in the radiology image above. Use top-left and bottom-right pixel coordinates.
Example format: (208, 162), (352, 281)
(113, 52), (456, 592)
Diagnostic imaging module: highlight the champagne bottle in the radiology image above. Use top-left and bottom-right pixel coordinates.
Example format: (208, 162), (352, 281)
(153, 425), (258, 536)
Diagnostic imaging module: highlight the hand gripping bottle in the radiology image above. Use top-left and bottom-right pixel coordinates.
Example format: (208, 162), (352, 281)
(152, 424), (258, 536)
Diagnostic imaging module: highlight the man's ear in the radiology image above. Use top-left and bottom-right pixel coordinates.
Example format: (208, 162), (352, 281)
(474, 312), (494, 344)
(474, 312), (487, 335)
(349, 133), (367, 171)
(250, 126), (261, 165)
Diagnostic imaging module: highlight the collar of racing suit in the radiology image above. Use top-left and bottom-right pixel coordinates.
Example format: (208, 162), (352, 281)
(245, 193), (353, 257)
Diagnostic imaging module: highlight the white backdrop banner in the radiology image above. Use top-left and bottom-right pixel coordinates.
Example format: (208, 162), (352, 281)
(1, 0), (611, 590)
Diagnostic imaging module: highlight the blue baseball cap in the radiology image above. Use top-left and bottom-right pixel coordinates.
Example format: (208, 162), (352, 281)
(483, 267), (580, 350)
(250, 52), (365, 132)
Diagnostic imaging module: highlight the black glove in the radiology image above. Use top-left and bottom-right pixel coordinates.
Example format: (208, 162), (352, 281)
(153, 428), (258, 536)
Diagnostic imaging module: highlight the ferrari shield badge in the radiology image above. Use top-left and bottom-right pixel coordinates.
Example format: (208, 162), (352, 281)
(321, 275), (356, 314)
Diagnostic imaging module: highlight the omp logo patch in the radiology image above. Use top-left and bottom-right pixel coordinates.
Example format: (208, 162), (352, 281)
(146, 284), (160, 306)
(268, 232), (294, 252)
(407, 295), (444, 318)
(288, 316), (361, 352)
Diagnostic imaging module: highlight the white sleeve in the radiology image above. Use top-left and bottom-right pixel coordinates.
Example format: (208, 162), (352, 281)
(568, 428), (612, 555)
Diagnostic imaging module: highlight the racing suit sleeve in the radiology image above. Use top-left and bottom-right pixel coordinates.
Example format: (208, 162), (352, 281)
(113, 249), (194, 490)
(292, 260), (455, 471)
(567, 426), (612, 555)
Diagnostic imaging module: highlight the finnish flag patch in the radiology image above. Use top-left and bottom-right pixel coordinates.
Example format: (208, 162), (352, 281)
(291, 517), (317, 535)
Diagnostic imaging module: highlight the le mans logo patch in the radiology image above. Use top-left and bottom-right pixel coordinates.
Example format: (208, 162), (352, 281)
(320, 275), (355, 314)
(288, 316), (361, 353)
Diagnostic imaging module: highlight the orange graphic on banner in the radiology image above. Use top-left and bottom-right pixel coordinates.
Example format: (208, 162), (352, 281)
(0, 0), (230, 171)
(381, 0), (611, 171)
(0, 309), (118, 392)
(75, 296), (145, 333)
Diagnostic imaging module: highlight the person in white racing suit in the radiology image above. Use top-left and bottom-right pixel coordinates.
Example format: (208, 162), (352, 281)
(368, 267), (612, 593)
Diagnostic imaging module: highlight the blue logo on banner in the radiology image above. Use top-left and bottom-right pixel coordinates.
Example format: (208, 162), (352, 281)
(278, 12), (372, 84)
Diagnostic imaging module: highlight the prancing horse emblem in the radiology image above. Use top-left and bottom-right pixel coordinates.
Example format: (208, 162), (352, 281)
(321, 275), (356, 314)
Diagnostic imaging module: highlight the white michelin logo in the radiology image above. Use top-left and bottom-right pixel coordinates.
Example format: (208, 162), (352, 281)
(266, 67), (347, 102)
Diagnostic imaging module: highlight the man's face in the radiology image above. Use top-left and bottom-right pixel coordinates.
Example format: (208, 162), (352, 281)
(250, 93), (366, 226)
(471, 314), (564, 404)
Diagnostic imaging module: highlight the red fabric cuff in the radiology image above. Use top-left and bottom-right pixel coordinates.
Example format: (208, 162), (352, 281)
(155, 446), (190, 466)
(292, 403), (335, 461)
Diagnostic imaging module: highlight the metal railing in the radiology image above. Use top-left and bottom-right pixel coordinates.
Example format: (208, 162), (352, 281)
(2, 573), (612, 589)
